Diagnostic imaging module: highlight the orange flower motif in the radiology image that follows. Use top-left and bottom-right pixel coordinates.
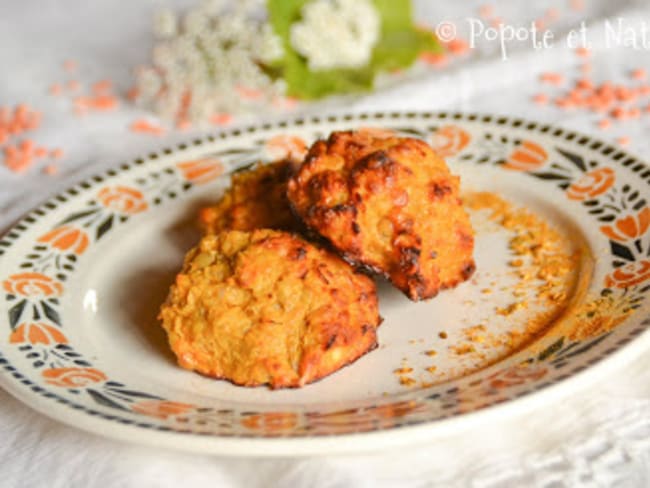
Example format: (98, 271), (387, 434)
(97, 186), (148, 215)
(430, 125), (471, 157)
(10, 322), (67, 345)
(306, 409), (365, 428)
(131, 400), (194, 419)
(601, 207), (650, 242)
(368, 400), (427, 419)
(503, 140), (548, 171)
(3, 273), (63, 297)
(488, 364), (548, 389)
(265, 135), (307, 162)
(37, 225), (89, 255)
(241, 412), (298, 433)
(357, 126), (397, 139)
(605, 260), (650, 288)
(567, 167), (616, 201)
(42, 367), (107, 388)
(177, 158), (224, 185)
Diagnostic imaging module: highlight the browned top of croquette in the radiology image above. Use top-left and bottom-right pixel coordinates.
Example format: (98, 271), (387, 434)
(159, 229), (380, 389)
(199, 159), (301, 234)
(287, 130), (475, 300)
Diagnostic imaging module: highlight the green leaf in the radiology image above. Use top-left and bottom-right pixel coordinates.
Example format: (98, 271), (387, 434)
(371, 0), (442, 71)
(265, 0), (442, 100)
(537, 337), (565, 361)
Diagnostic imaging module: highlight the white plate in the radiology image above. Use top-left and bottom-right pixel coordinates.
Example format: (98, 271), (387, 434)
(1, 112), (649, 456)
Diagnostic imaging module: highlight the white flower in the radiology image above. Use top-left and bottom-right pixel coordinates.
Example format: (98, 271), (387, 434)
(183, 9), (212, 35)
(256, 23), (284, 63)
(199, 0), (226, 16)
(137, 1), (288, 124)
(234, 0), (265, 17)
(153, 9), (177, 39)
(290, 0), (380, 71)
(135, 68), (162, 102)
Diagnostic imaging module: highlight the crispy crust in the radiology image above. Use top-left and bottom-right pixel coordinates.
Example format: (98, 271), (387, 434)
(287, 131), (475, 301)
(158, 229), (380, 389)
(198, 159), (301, 234)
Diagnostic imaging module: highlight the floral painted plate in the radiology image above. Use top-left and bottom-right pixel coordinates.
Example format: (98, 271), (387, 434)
(1, 112), (649, 456)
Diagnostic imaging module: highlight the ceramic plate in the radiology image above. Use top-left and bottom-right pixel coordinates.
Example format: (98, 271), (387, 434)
(1, 112), (650, 456)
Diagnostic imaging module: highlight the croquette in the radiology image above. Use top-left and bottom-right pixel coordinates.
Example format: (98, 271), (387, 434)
(287, 130), (475, 301)
(159, 229), (381, 388)
(198, 159), (300, 234)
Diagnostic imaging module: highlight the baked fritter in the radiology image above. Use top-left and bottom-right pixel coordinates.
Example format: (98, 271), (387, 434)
(287, 131), (475, 301)
(198, 159), (300, 234)
(159, 229), (380, 388)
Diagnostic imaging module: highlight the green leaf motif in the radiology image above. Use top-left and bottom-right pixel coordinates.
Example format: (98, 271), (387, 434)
(537, 337), (564, 362)
(266, 0), (441, 99)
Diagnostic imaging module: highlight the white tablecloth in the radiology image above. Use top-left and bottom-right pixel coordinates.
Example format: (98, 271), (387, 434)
(1, 1), (650, 486)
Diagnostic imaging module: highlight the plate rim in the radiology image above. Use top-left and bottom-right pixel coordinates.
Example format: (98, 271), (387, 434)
(1, 110), (649, 456)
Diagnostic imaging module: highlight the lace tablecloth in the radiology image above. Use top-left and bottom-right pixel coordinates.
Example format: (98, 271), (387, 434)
(1, 1), (649, 486)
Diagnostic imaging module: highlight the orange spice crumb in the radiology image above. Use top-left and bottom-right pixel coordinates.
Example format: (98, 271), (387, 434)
(399, 377), (416, 387)
(478, 4), (494, 19)
(236, 86), (264, 100)
(74, 94), (117, 112)
(176, 118), (192, 131)
(564, 296), (632, 341)
(4, 143), (34, 173)
(424, 350), (437, 356)
(49, 84), (63, 96)
(598, 119), (611, 130)
(425, 366), (438, 373)
(465, 191), (576, 312)
(63, 60), (77, 72)
(451, 344), (476, 355)
(210, 113), (233, 126)
(617, 136), (631, 146)
(570, 0), (585, 11)
(446, 38), (470, 55)
(532, 94), (549, 105)
(130, 119), (165, 136)
(496, 301), (528, 316)
(576, 79), (594, 90)
(575, 47), (590, 58)
(420, 52), (448, 67)
(43, 164), (59, 175)
(632, 68), (647, 81)
(67, 80), (80, 91)
(545, 8), (560, 21)
(126, 87), (140, 101)
(616, 86), (636, 102)
(394, 367), (414, 375)
(540, 72), (564, 85)
(555, 98), (574, 109)
(438, 331), (448, 339)
(463, 324), (487, 344)
(92, 80), (113, 94)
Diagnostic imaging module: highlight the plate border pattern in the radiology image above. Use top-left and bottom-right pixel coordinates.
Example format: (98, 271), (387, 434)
(1, 111), (650, 447)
